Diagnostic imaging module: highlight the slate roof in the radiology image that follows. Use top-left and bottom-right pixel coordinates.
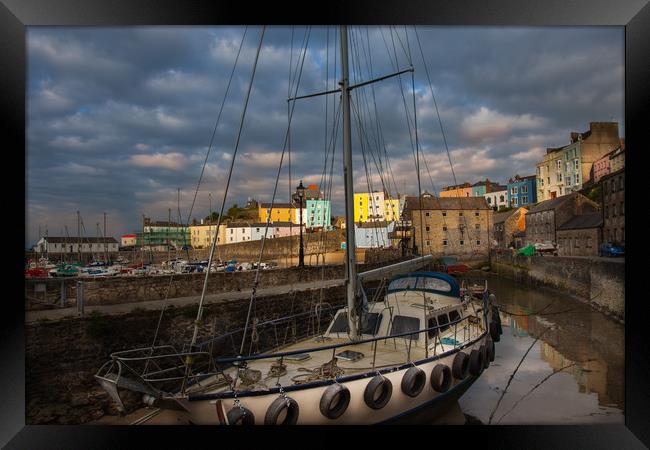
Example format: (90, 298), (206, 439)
(259, 203), (293, 209)
(527, 193), (576, 214)
(42, 236), (118, 244)
(492, 209), (519, 224)
(226, 222), (251, 228)
(557, 212), (603, 230)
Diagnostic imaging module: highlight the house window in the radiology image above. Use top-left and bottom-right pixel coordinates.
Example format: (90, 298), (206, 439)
(425, 212), (430, 217)
(557, 173), (562, 182)
(426, 226), (430, 232)
(566, 177), (571, 186)
(511, 186), (518, 195)
(522, 196), (528, 204)
(459, 212), (464, 217)
(575, 174), (580, 185)
(426, 240), (430, 246)
(487, 197), (492, 204)
(556, 160), (562, 170)
(513, 198), (518, 206)
(521, 185), (528, 194)
(475, 212), (480, 217)
(499, 195), (505, 202)
(443, 226), (447, 231)
(459, 240), (465, 246)
(475, 223), (480, 230)
(442, 211), (447, 217)
(586, 237), (592, 248)
(547, 177), (551, 185)
(443, 239), (448, 246)
(574, 159), (579, 170)
(476, 240), (481, 245)
(566, 161), (571, 172)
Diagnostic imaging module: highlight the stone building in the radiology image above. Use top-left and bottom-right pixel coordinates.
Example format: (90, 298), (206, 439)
(601, 168), (625, 245)
(402, 194), (492, 257)
(536, 122), (620, 201)
(556, 212), (603, 257)
(524, 192), (600, 246)
(492, 207), (528, 248)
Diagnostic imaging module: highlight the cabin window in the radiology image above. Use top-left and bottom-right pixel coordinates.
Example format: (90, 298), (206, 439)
(388, 276), (418, 291)
(417, 277), (452, 292)
(436, 314), (450, 333)
(390, 315), (420, 341)
(427, 317), (439, 338)
(448, 310), (461, 323)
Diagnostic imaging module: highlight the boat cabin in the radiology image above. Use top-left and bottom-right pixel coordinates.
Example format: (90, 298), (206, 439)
(324, 272), (467, 347)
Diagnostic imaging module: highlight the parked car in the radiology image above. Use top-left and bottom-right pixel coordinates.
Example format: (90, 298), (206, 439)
(534, 242), (558, 256)
(599, 242), (625, 257)
(434, 256), (470, 275)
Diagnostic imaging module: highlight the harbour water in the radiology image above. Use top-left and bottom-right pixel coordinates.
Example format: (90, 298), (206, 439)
(458, 274), (624, 424)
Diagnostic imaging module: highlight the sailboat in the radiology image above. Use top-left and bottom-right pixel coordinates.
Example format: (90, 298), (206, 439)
(95, 26), (501, 424)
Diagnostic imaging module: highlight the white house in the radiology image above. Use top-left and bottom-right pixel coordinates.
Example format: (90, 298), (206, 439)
(226, 222), (252, 243)
(35, 236), (119, 254)
(354, 221), (395, 248)
(483, 189), (509, 211)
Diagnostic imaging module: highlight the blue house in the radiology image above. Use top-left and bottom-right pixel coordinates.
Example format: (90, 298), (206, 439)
(507, 175), (537, 208)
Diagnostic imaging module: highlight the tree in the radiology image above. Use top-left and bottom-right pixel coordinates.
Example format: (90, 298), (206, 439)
(204, 212), (220, 223)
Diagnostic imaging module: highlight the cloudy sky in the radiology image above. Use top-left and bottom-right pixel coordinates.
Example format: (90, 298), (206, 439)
(26, 26), (624, 247)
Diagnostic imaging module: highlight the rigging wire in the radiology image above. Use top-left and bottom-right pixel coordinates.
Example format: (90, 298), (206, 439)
(187, 25), (267, 357)
(240, 26), (313, 355)
(143, 27), (248, 361)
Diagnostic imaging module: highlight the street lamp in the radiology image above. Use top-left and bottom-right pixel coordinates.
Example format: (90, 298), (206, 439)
(296, 180), (305, 267)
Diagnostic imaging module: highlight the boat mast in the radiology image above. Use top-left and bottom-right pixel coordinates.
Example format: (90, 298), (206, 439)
(340, 25), (360, 340)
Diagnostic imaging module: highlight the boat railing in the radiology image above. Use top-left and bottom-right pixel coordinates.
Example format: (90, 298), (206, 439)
(96, 297), (492, 400)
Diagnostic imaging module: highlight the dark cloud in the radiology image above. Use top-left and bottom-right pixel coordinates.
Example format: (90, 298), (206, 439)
(26, 26), (624, 247)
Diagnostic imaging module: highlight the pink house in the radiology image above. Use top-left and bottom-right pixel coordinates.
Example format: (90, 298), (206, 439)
(272, 222), (305, 238)
(592, 153), (611, 183)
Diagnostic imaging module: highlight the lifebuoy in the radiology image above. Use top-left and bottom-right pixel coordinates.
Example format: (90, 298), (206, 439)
(227, 406), (255, 425)
(364, 375), (393, 410)
(480, 344), (489, 369)
(486, 336), (495, 362)
(489, 321), (501, 342)
(469, 349), (484, 376)
(430, 364), (452, 393)
(452, 352), (470, 380)
(401, 366), (426, 397)
(319, 383), (350, 419)
(264, 396), (300, 425)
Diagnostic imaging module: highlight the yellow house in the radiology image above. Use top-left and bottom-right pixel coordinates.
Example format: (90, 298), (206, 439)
(355, 192), (401, 222)
(439, 183), (473, 198)
(354, 193), (369, 222)
(258, 203), (294, 224)
(189, 224), (227, 249)
(384, 198), (401, 221)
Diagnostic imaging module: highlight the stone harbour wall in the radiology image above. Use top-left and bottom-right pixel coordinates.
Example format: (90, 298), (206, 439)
(26, 284), (351, 425)
(490, 250), (624, 322)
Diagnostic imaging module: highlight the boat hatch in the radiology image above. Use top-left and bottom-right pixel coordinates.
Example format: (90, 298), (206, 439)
(336, 350), (364, 362)
(284, 353), (311, 362)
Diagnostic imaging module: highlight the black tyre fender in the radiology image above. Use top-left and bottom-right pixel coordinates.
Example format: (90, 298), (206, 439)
(430, 364), (452, 393)
(452, 352), (470, 380)
(491, 305), (501, 325)
(401, 366), (426, 398)
(226, 407), (255, 425)
(489, 321), (501, 342)
(497, 320), (503, 335)
(486, 336), (495, 362)
(364, 375), (393, 410)
(468, 349), (484, 376)
(264, 396), (300, 425)
(319, 383), (351, 419)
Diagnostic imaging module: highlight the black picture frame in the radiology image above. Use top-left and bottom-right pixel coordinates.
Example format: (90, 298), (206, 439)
(2, 0), (647, 448)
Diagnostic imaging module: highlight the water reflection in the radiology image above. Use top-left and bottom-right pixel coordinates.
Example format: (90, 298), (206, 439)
(458, 274), (624, 424)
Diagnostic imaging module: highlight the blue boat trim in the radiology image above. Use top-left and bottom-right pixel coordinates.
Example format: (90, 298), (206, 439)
(187, 331), (487, 402)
